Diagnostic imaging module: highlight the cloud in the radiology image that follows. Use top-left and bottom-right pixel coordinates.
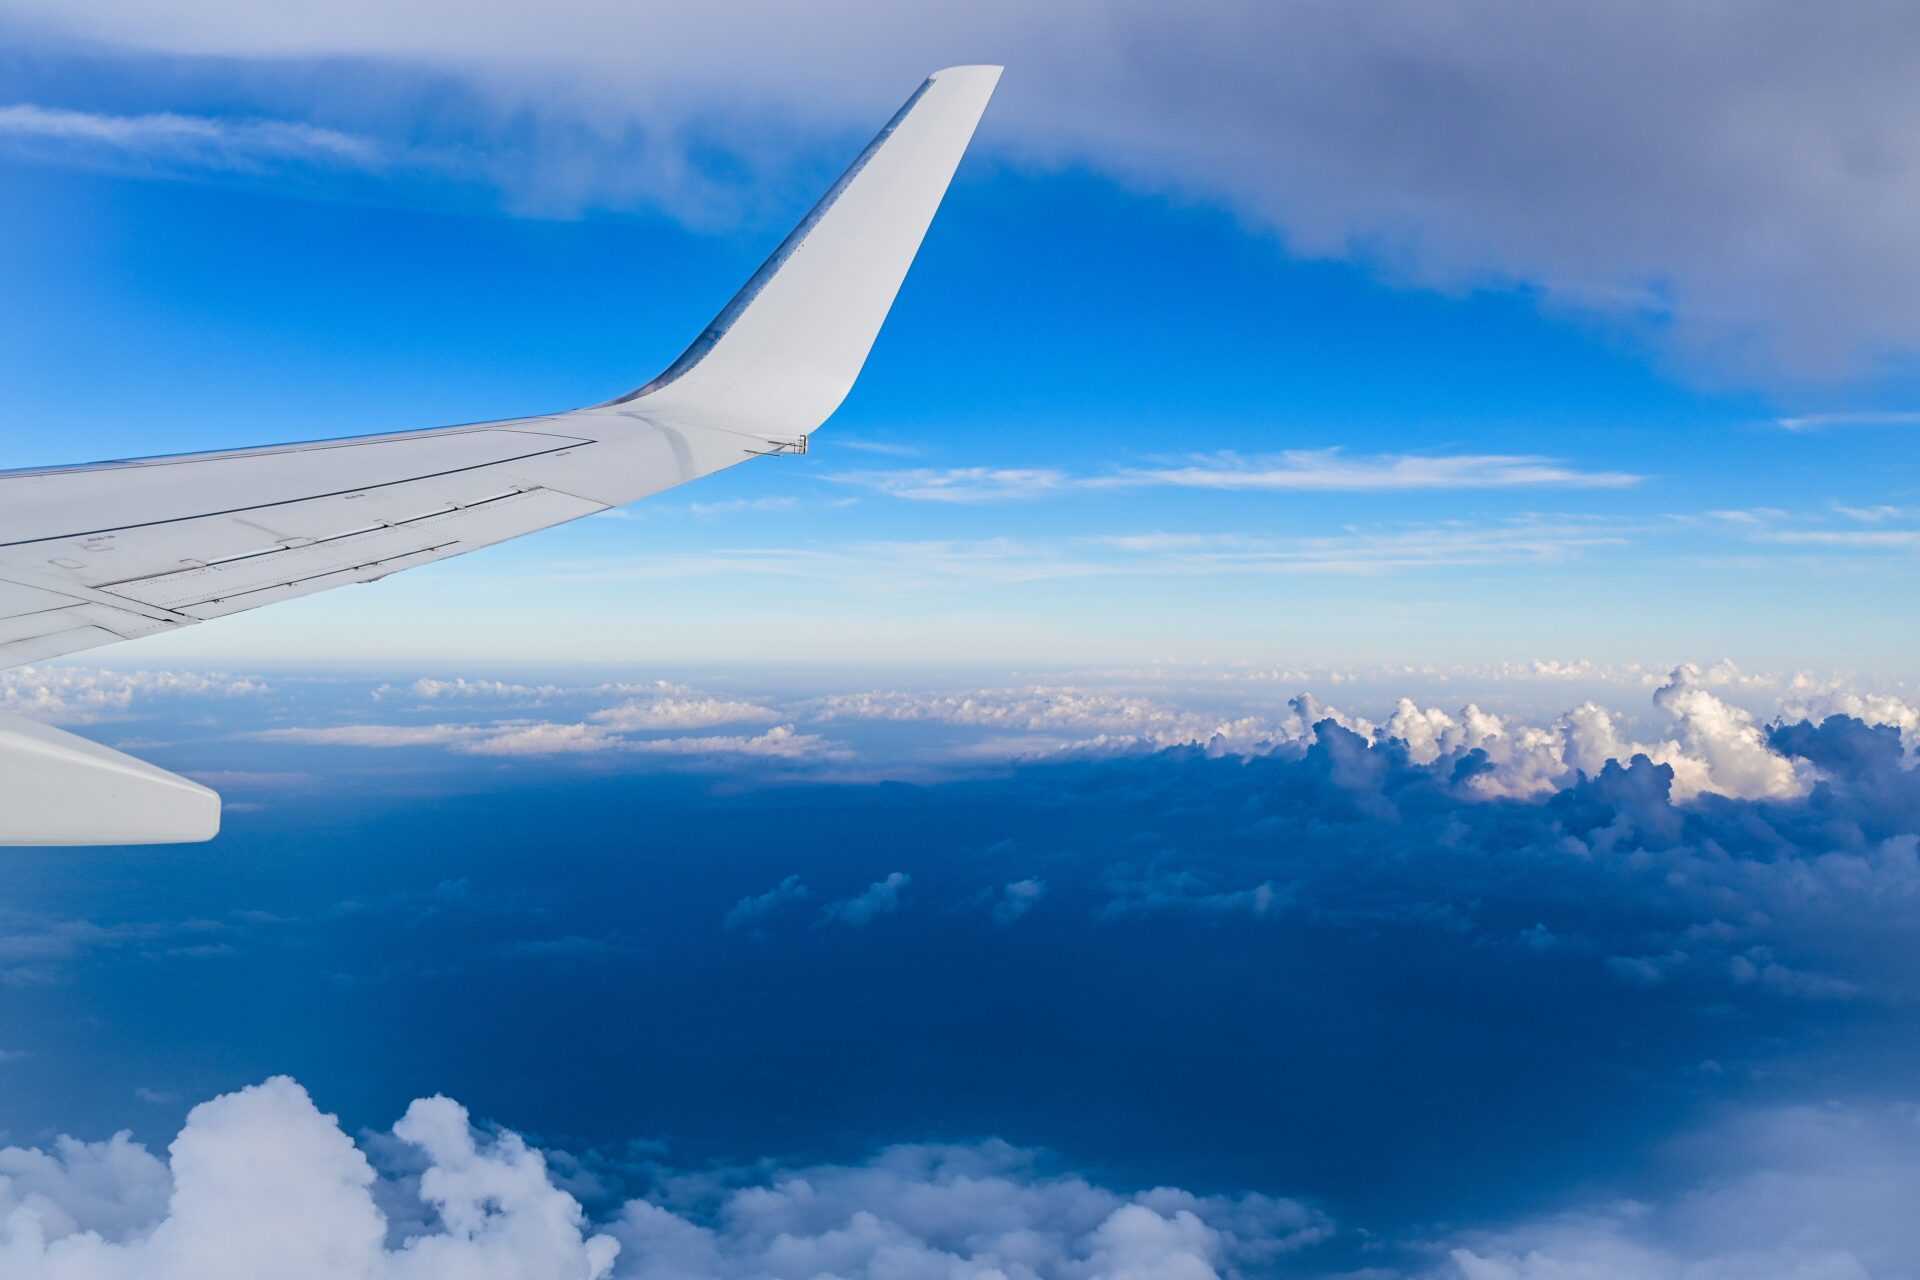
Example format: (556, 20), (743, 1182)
(381, 677), (568, 703)
(829, 467), (1073, 502)
(817, 685), (1354, 757)
(0, 909), (292, 986)
(567, 515), (1648, 592)
(1649, 664), (1810, 801)
(257, 724), (484, 750)
(0, 1076), (618, 1278)
(0, 103), (383, 173)
(0, 1075), (1332, 1280)
(811, 667), (1822, 801)
(723, 875), (809, 931)
(833, 452), (1640, 503)
(20, 671), (1920, 1274)
(1094, 450), (1643, 493)
(0, 1130), (169, 1242)
(590, 697), (780, 731)
(684, 497), (802, 516)
(15, 0), (1920, 375)
(1434, 1101), (1920, 1279)
(248, 673), (850, 763)
(379, 677), (750, 705)
(1026, 695), (1920, 1014)
(623, 725), (840, 760)
(462, 722), (624, 756)
(1755, 529), (1920, 549)
(829, 438), (924, 458)
(1783, 684), (1920, 756)
(613, 1139), (1329, 1280)
(6, 1075), (1916, 1280)
(0, 666), (268, 724)
(243, 661), (1896, 806)
(1777, 411), (1920, 431)
(256, 721), (840, 761)
(1362, 663), (1812, 803)
(821, 872), (910, 927)
(1100, 876), (1285, 921)
(991, 877), (1048, 927)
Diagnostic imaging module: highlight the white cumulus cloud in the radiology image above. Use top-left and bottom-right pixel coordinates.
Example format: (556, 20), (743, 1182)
(0, 1076), (618, 1279)
(0, 666), (268, 723)
(0, 1078), (1331, 1280)
(611, 1139), (1328, 1280)
(591, 697), (781, 731)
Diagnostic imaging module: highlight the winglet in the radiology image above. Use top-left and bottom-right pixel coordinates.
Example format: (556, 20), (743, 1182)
(613, 66), (1002, 439)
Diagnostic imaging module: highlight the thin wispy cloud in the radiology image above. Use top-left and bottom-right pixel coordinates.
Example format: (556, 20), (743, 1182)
(1691, 506), (1920, 552)
(830, 450), (1643, 502)
(831, 437), (926, 458)
(685, 496), (802, 516)
(255, 720), (839, 759)
(1755, 529), (1920, 549)
(1834, 504), (1915, 524)
(1777, 411), (1920, 431)
(830, 467), (1071, 502)
(551, 517), (1636, 593)
(0, 104), (384, 173)
(1079, 520), (1632, 574)
(1096, 449), (1645, 492)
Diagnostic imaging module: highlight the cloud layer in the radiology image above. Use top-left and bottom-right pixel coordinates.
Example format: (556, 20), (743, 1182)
(1442, 1101), (1920, 1279)
(11, 661), (1920, 1274)
(7, 1076), (1919, 1279)
(12, 0), (1920, 374)
(0, 1077), (1327, 1280)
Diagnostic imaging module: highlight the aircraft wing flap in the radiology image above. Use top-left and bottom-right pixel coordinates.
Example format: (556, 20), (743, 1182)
(0, 624), (132, 666)
(103, 485), (604, 616)
(0, 599), (170, 644)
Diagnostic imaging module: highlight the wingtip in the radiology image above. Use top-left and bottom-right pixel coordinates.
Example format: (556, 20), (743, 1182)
(930, 64), (1005, 84)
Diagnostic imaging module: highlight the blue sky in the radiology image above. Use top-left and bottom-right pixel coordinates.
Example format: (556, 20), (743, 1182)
(6, 10), (1920, 673)
(8, 6), (1920, 1279)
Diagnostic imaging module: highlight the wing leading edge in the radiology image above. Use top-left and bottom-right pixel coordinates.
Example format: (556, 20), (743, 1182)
(0, 65), (1001, 845)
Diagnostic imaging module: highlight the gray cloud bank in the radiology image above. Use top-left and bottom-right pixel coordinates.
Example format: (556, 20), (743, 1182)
(9, 0), (1920, 378)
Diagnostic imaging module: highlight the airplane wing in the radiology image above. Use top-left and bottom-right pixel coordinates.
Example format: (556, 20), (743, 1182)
(0, 65), (1002, 845)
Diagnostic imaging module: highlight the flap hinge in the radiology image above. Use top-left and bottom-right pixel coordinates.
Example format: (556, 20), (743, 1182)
(746, 435), (808, 458)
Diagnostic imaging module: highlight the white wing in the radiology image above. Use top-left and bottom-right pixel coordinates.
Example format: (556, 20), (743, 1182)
(0, 65), (1001, 845)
